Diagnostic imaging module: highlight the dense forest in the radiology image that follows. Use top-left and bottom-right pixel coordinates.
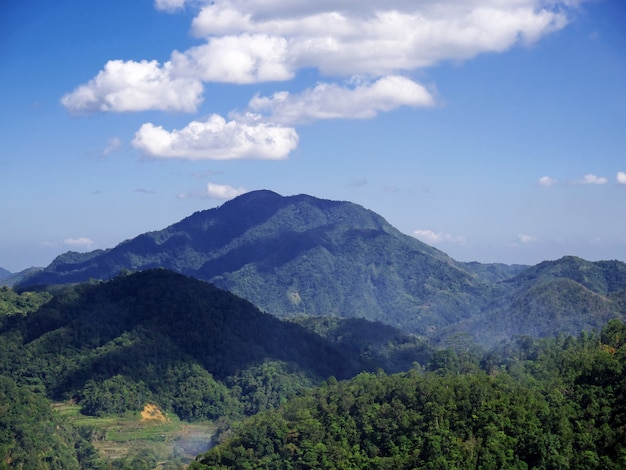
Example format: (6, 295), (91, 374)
(2, 191), (626, 467)
(1, 269), (626, 467)
(192, 319), (626, 469)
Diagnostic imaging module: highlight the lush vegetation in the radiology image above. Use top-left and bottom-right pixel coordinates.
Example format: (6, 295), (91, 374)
(0, 285), (51, 316)
(192, 319), (626, 469)
(0, 270), (433, 422)
(0, 376), (102, 469)
(1, 267), (626, 468)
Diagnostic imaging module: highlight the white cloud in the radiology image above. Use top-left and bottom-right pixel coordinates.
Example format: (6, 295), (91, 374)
(171, 34), (293, 84)
(206, 182), (248, 199)
(517, 234), (537, 244)
(190, 1), (571, 76)
(102, 137), (122, 156)
(617, 172), (626, 185)
(132, 114), (299, 160)
(538, 176), (556, 187)
(241, 75), (435, 125)
(573, 173), (608, 185)
(64, 237), (94, 248)
(154, 0), (187, 12)
(65, 1), (580, 113)
(61, 59), (203, 113)
(413, 229), (466, 245)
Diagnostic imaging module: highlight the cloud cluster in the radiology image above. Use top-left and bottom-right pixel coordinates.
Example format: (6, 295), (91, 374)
(517, 234), (537, 244)
(62, 0), (586, 160)
(178, 182), (248, 200)
(61, 60), (203, 113)
(63, 237), (94, 248)
(573, 173), (608, 185)
(539, 173), (626, 187)
(538, 176), (556, 187)
(132, 115), (298, 160)
(413, 229), (466, 245)
(242, 76), (434, 124)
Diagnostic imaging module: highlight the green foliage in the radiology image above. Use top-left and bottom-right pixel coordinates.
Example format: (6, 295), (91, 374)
(193, 321), (626, 469)
(0, 286), (51, 316)
(0, 269), (430, 424)
(0, 376), (103, 469)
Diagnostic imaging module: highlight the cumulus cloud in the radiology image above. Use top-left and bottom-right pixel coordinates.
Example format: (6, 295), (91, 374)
(154, 0), (186, 12)
(517, 234), (537, 244)
(538, 176), (556, 187)
(190, 1), (570, 76)
(178, 182), (247, 199)
(617, 172), (626, 185)
(102, 137), (122, 156)
(413, 229), (466, 245)
(64, 237), (94, 248)
(206, 182), (248, 199)
(573, 173), (608, 185)
(171, 34), (293, 84)
(61, 60), (203, 113)
(65, 1), (579, 114)
(132, 114), (299, 160)
(240, 76), (435, 125)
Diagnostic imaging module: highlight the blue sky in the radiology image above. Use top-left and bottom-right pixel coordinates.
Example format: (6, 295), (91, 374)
(1, 0), (625, 272)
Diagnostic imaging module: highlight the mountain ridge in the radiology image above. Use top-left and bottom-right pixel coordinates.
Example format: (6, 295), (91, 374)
(16, 190), (626, 342)
(19, 190), (494, 336)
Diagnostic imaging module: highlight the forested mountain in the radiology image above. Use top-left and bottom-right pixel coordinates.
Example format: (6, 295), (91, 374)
(192, 320), (626, 469)
(0, 266), (43, 287)
(446, 256), (626, 346)
(15, 190), (626, 343)
(0, 269), (432, 422)
(18, 190), (493, 336)
(0, 267), (10, 280)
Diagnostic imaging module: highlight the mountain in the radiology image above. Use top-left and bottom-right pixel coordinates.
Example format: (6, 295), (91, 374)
(448, 256), (626, 345)
(0, 269), (432, 421)
(15, 190), (626, 343)
(0, 266), (43, 287)
(19, 190), (493, 336)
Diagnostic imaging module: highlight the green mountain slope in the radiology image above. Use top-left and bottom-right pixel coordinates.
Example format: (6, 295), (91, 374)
(449, 256), (626, 345)
(19, 190), (492, 335)
(0, 270), (432, 421)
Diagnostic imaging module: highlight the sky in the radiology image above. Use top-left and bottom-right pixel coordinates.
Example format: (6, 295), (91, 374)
(1, 0), (625, 272)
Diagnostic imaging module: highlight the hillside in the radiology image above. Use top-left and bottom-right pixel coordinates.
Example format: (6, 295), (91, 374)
(447, 256), (626, 345)
(0, 270), (432, 421)
(0, 266), (10, 280)
(192, 320), (626, 469)
(19, 190), (493, 335)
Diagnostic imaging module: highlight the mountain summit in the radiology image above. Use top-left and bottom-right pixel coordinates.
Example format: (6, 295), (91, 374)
(19, 190), (490, 335)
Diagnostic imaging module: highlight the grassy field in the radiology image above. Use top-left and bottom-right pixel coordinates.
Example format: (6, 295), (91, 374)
(53, 402), (216, 467)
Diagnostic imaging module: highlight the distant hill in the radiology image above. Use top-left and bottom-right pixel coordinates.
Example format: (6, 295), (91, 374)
(1, 266), (43, 287)
(0, 269), (433, 420)
(18, 190), (495, 336)
(447, 256), (626, 345)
